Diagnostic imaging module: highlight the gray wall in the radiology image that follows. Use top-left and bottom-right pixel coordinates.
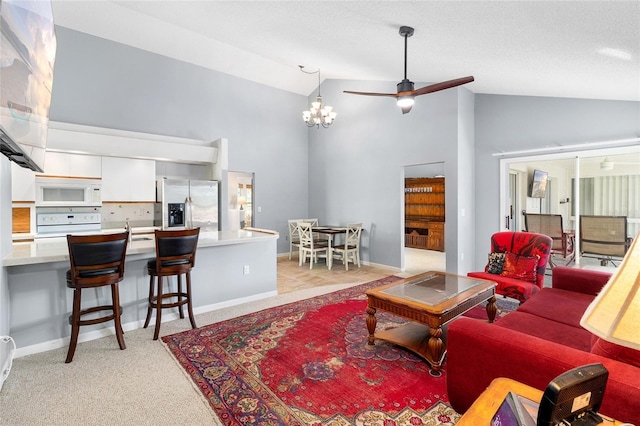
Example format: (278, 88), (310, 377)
(307, 79), (475, 271)
(473, 95), (640, 269)
(50, 27), (309, 253)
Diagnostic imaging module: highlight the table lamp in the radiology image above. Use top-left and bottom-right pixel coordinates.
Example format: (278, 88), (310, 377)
(580, 231), (640, 350)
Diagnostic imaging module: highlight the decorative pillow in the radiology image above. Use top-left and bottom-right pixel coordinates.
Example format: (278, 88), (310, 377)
(486, 252), (505, 274)
(500, 252), (539, 283)
(591, 337), (640, 368)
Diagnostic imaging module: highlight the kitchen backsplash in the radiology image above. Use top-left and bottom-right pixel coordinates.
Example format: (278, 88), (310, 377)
(102, 202), (155, 229)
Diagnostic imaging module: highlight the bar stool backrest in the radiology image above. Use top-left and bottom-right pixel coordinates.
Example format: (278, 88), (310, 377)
(154, 228), (200, 275)
(67, 232), (129, 286)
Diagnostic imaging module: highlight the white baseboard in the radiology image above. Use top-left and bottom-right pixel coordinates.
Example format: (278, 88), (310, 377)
(13, 290), (277, 359)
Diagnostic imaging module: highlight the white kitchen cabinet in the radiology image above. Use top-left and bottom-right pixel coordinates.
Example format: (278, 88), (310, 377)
(43, 152), (102, 178)
(101, 157), (156, 202)
(11, 162), (37, 202)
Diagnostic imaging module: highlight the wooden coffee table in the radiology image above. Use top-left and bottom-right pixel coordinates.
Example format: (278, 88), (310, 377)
(365, 271), (497, 376)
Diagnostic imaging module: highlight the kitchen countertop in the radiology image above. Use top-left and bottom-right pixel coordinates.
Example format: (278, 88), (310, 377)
(4, 228), (279, 267)
(11, 226), (160, 242)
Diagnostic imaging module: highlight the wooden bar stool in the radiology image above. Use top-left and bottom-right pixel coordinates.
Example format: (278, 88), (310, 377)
(65, 232), (129, 363)
(144, 228), (200, 340)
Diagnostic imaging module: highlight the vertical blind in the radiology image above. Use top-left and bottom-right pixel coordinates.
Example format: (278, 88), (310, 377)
(575, 176), (640, 238)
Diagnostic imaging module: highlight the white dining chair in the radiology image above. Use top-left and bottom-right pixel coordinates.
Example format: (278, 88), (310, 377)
(288, 219), (304, 260)
(332, 223), (362, 271)
(304, 218), (327, 245)
(297, 222), (329, 269)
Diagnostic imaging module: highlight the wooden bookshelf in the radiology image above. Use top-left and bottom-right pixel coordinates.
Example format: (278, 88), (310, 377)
(405, 177), (445, 251)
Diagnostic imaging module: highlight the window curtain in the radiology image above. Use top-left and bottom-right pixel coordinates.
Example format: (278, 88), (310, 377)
(594, 176), (639, 238)
(572, 178), (594, 216)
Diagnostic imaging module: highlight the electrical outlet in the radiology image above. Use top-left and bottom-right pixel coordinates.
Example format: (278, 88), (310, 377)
(243, 265), (250, 275)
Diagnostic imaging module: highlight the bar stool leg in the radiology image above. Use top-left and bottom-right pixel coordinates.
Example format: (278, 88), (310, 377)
(143, 274), (154, 329)
(177, 275), (184, 319)
(153, 276), (163, 340)
(65, 287), (82, 363)
(186, 271), (197, 329)
(111, 283), (126, 350)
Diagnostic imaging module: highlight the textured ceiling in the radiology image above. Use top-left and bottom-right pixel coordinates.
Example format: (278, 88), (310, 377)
(52, 1), (640, 100)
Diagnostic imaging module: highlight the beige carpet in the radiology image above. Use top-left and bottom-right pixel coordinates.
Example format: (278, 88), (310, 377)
(0, 258), (414, 425)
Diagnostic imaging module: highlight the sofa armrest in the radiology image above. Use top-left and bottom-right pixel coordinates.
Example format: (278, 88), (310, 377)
(551, 266), (611, 296)
(446, 317), (640, 425)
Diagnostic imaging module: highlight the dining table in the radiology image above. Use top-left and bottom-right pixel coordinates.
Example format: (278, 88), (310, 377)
(311, 226), (347, 270)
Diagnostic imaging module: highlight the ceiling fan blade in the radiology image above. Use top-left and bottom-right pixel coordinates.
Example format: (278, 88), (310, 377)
(413, 76), (475, 96)
(343, 90), (399, 98)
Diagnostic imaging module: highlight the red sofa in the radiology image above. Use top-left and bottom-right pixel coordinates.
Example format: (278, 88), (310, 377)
(468, 231), (552, 303)
(447, 266), (640, 425)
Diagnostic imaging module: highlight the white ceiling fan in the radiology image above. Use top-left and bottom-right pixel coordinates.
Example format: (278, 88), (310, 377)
(600, 157), (640, 170)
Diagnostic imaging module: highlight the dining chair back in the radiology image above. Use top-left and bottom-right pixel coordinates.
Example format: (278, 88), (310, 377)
(288, 219), (304, 259)
(288, 218), (321, 259)
(65, 231), (129, 363)
(332, 223), (363, 270)
(297, 221), (328, 269)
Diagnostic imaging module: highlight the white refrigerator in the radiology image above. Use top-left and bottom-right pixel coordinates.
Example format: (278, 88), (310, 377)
(155, 178), (219, 230)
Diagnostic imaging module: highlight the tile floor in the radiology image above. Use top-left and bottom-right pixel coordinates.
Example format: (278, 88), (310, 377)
(278, 247), (445, 293)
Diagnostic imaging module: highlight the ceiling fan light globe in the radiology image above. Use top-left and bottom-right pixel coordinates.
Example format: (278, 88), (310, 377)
(397, 96), (415, 108)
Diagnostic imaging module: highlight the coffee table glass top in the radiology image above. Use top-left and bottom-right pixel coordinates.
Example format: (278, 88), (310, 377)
(380, 272), (491, 306)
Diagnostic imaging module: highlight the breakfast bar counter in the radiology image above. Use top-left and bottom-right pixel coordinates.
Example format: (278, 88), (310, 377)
(3, 228), (279, 357)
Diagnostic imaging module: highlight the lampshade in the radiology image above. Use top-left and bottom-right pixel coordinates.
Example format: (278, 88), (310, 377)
(580, 232), (640, 350)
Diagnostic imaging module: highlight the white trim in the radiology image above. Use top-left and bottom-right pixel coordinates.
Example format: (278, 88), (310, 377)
(493, 137), (640, 158)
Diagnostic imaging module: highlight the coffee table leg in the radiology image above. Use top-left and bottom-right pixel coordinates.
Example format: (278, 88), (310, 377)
(366, 306), (377, 350)
(486, 296), (497, 323)
(427, 326), (445, 377)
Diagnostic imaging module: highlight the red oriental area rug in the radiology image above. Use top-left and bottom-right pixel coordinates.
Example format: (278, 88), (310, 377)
(163, 276), (486, 425)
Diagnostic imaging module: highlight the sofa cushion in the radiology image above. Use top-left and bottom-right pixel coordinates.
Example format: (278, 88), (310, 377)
(500, 252), (539, 283)
(552, 266), (612, 296)
(517, 287), (595, 328)
(487, 252), (505, 274)
(495, 311), (593, 351)
(468, 271), (539, 303)
(591, 338), (640, 369)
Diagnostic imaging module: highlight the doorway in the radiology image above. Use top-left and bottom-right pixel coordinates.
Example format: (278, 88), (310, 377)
(402, 162), (446, 273)
(500, 143), (640, 264)
(221, 171), (255, 231)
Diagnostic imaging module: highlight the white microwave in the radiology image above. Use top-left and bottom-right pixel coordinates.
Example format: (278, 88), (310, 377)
(35, 177), (102, 207)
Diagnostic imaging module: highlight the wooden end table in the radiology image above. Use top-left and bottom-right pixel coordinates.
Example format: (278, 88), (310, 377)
(365, 271), (496, 377)
(456, 377), (623, 425)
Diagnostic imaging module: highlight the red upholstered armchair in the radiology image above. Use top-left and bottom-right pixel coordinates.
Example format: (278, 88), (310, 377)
(468, 231), (553, 303)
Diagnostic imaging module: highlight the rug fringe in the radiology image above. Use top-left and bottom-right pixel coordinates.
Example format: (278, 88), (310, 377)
(160, 339), (226, 425)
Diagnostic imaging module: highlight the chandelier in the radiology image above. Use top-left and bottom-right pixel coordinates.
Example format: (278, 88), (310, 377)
(300, 66), (337, 128)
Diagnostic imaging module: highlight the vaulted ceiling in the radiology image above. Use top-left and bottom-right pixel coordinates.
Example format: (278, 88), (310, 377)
(52, 1), (639, 101)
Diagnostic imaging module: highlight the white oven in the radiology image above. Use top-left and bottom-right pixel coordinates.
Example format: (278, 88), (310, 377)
(35, 177), (102, 207)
